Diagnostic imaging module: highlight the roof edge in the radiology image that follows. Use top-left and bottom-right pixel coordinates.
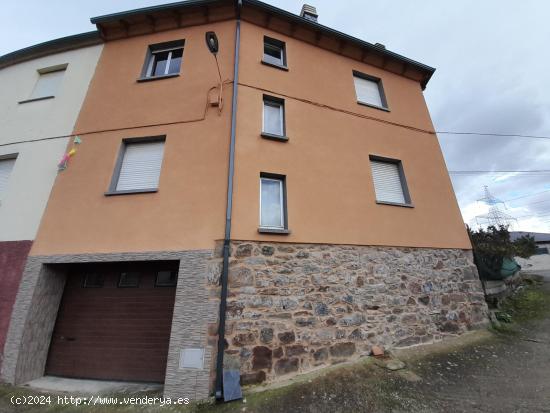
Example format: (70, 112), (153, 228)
(242, 0), (435, 88)
(0, 31), (102, 70)
(90, 0), (223, 24)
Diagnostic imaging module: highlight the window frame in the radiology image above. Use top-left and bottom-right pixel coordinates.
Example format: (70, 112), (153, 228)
(0, 153), (18, 203)
(139, 40), (185, 82)
(19, 64), (68, 104)
(261, 95), (287, 141)
(118, 272), (140, 288)
(105, 135), (166, 196)
(259, 173), (290, 234)
(82, 273), (104, 288)
(353, 70), (389, 111)
(155, 270), (178, 287)
(369, 154), (413, 207)
(262, 36), (288, 70)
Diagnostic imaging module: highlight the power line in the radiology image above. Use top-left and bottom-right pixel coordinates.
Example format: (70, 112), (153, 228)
(437, 131), (550, 140)
(449, 170), (550, 174)
(504, 189), (550, 202)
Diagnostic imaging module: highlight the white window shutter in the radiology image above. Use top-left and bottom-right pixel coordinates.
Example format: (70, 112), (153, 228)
(354, 76), (382, 107)
(370, 160), (406, 204)
(116, 141), (165, 191)
(0, 158), (16, 200)
(30, 70), (65, 99)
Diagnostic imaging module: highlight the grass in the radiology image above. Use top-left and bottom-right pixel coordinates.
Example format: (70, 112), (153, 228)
(490, 276), (550, 335)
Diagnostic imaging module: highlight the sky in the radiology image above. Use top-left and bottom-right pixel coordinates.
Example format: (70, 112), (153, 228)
(2, 0), (550, 233)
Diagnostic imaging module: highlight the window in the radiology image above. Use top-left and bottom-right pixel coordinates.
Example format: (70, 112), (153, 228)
(263, 36), (287, 69)
(369, 156), (411, 206)
(262, 96), (286, 139)
(156, 271), (178, 287)
(353, 71), (387, 110)
(118, 272), (140, 287)
(108, 137), (165, 195)
(21, 64), (67, 103)
(259, 174), (288, 232)
(83, 273), (103, 288)
(0, 155), (16, 203)
(142, 40), (184, 79)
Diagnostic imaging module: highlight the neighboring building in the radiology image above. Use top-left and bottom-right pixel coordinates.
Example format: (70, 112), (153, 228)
(0, 34), (103, 371)
(1, 0), (488, 401)
(511, 231), (550, 272)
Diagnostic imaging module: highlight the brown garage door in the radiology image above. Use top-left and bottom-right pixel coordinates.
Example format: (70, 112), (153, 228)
(45, 262), (178, 383)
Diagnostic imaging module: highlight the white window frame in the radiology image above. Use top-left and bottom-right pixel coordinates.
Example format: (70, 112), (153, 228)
(263, 36), (286, 67)
(259, 176), (285, 229)
(146, 47), (182, 77)
(262, 97), (285, 137)
(0, 154), (17, 203)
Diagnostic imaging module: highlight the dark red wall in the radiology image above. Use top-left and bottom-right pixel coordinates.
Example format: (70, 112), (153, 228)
(0, 240), (32, 370)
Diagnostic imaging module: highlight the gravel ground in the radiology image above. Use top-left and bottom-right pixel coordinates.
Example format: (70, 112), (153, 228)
(403, 280), (550, 412)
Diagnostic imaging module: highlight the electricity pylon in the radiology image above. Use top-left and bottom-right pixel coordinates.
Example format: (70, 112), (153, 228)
(475, 186), (517, 229)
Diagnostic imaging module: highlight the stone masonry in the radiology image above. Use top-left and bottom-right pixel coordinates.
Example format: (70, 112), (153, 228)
(207, 241), (488, 386)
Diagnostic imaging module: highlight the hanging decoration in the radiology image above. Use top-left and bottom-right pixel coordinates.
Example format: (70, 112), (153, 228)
(57, 136), (82, 171)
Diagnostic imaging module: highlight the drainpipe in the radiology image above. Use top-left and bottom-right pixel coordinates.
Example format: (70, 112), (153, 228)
(215, 0), (242, 400)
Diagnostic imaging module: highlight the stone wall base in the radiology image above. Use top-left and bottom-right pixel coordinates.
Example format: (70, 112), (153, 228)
(208, 241), (489, 386)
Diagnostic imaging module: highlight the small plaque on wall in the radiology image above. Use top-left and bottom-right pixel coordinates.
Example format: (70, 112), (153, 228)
(179, 348), (204, 369)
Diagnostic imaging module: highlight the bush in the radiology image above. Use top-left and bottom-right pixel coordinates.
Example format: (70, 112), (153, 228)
(468, 225), (536, 280)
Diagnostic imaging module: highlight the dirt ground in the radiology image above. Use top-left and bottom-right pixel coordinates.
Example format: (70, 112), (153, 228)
(1, 273), (549, 413)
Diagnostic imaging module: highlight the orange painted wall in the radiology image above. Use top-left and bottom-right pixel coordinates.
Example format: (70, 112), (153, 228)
(32, 18), (470, 256)
(230, 22), (470, 249)
(31, 21), (236, 255)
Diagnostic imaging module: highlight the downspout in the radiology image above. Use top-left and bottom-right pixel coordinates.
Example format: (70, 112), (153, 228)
(215, 0), (242, 400)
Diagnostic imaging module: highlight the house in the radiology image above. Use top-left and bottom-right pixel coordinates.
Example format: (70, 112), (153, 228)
(1, 0), (488, 401)
(0, 34), (103, 373)
(511, 231), (550, 272)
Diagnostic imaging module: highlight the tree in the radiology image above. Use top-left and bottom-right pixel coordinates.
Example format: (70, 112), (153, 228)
(467, 225), (536, 280)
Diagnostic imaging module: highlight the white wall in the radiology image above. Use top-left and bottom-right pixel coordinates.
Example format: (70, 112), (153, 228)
(0, 44), (103, 241)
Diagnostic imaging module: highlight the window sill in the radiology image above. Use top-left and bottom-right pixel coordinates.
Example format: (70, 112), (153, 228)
(18, 95), (55, 104)
(261, 132), (289, 142)
(258, 227), (291, 235)
(261, 60), (289, 71)
(137, 73), (180, 82)
(357, 101), (390, 112)
(375, 200), (414, 208)
(105, 188), (158, 196)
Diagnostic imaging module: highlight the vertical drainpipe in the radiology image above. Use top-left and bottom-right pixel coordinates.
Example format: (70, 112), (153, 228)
(215, 0), (242, 400)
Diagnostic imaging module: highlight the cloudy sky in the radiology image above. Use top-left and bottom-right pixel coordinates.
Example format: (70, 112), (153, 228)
(2, 0), (549, 232)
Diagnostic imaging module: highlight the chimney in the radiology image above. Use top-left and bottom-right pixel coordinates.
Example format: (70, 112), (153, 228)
(300, 4), (318, 22)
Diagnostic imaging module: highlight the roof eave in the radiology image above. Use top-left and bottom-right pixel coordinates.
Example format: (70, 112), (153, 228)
(0, 31), (102, 70)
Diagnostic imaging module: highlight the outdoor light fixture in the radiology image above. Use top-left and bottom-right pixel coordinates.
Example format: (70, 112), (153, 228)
(205, 31), (219, 54)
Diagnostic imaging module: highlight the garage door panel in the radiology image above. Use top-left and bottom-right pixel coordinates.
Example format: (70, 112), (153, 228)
(45, 263), (177, 383)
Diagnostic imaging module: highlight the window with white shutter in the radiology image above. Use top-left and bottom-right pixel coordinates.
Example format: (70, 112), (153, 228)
(0, 156), (16, 202)
(109, 139), (165, 194)
(370, 157), (411, 205)
(353, 71), (387, 109)
(262, 96), (285, 138)
(25, 65), (68, 102)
